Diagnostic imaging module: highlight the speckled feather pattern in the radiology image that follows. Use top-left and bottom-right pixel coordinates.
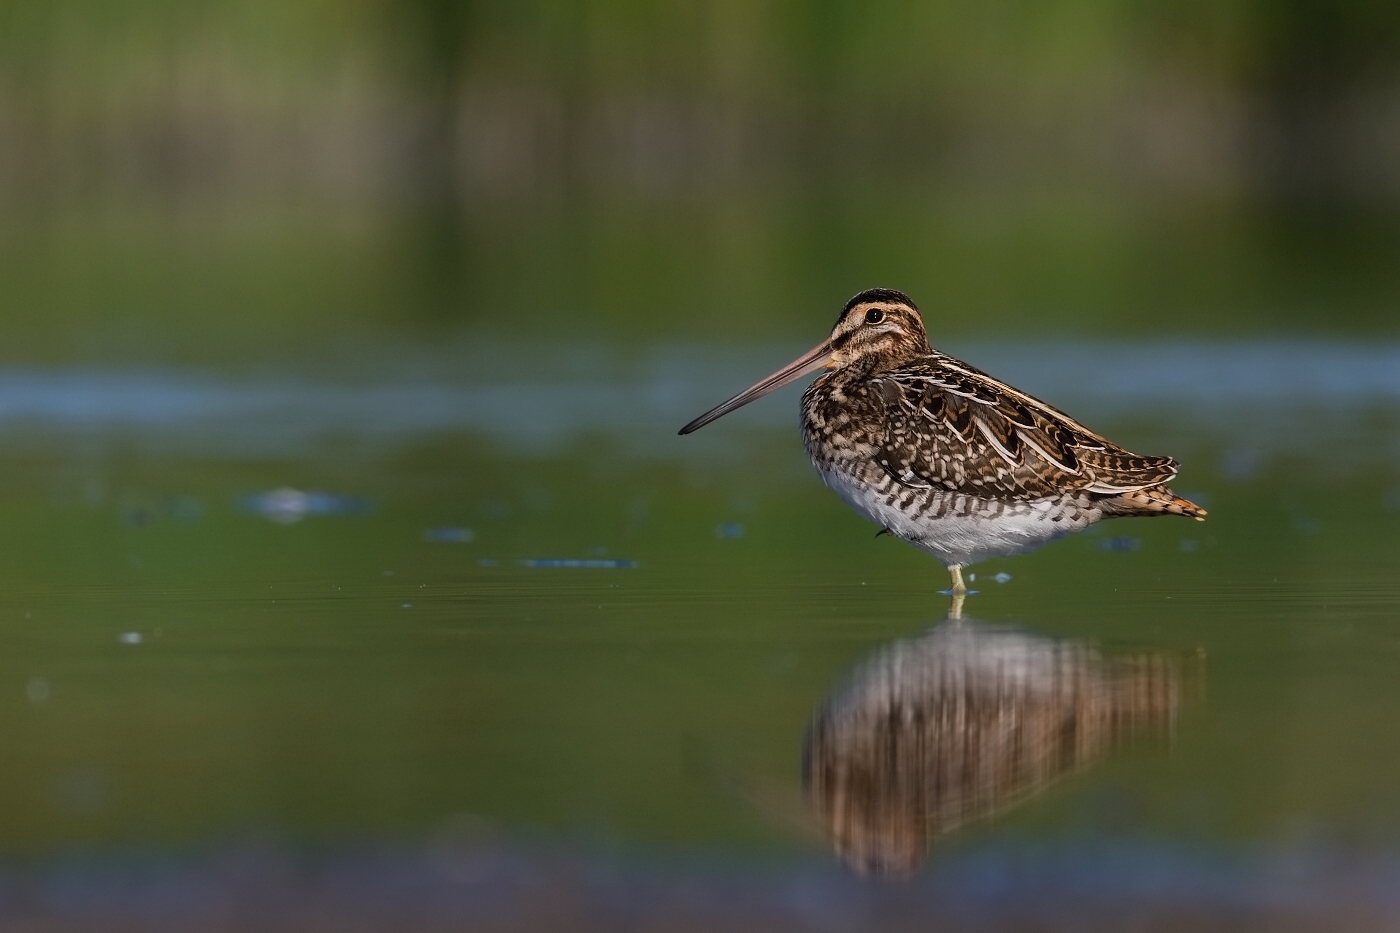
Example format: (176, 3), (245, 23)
(680, 287), (1203, 572)
(801, 345), (1202, 567)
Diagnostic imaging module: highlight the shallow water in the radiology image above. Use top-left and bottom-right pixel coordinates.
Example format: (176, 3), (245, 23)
(0, 339), (1397, 928)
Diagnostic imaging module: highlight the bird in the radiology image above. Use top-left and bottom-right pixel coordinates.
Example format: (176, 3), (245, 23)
(804, 614), (1181, 876)
(678, 287), (1205, 594)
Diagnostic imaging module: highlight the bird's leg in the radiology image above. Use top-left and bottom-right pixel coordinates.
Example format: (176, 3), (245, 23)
(941, 564), (970, 617)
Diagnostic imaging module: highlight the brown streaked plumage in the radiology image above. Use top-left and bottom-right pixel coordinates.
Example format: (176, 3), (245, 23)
(680, 288), (1205, 593)
(804, 616), (1184, 877)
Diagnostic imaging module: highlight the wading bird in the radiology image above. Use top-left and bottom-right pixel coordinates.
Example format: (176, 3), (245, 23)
(679, 288), (1204, 594)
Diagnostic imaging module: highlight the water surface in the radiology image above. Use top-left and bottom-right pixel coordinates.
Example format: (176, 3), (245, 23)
(0, 339), (1396, 928)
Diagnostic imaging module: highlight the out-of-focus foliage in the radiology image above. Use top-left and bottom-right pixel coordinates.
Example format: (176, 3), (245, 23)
(2, 0), (1400, 358)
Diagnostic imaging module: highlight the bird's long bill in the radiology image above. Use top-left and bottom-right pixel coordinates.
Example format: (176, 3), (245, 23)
(678, 340), (833, 435)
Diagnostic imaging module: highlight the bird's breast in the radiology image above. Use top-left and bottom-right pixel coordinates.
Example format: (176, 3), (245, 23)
(800, 374), (886, 469)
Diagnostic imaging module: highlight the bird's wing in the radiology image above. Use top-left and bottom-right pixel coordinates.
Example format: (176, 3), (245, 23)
(871, 359), (1179, 499)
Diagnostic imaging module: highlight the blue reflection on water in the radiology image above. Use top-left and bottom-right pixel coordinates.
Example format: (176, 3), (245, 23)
(0, 340), (1391, 457)
(7, 840), (1400, 930)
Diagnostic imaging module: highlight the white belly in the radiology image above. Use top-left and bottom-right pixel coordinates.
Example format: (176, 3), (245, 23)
(817, 465), (1099, 568)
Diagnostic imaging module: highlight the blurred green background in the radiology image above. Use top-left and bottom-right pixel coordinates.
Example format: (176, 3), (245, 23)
(3, 0), (1400, 365)
(2, 5), (1400, 921)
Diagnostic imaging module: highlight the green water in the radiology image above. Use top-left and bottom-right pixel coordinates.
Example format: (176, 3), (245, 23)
(5, 1), (1400, 923)
(1, 383), (1396, 869)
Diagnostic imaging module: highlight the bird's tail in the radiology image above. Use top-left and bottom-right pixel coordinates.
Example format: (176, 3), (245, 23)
(1101, 485), (1207, 521)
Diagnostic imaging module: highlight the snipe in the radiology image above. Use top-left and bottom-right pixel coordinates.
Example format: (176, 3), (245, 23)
(679, 288), (1204, 593)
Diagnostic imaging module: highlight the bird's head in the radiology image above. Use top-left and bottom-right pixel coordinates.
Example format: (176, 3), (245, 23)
(678, 288), (928, 435)
(826, 288), (930, 370)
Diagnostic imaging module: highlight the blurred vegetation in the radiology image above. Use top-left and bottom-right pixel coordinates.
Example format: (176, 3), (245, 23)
(2, 0), (1398, 869)
(3, 0), (1400, 360)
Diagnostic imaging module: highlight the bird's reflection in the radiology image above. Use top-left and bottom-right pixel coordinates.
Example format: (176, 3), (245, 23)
(803, 609), (1188, 877)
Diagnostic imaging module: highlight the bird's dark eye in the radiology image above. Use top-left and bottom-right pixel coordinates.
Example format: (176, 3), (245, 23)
(864, 308), (884, 324)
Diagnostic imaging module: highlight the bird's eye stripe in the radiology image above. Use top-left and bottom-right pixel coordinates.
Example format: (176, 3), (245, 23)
(865, 308), (884, 324)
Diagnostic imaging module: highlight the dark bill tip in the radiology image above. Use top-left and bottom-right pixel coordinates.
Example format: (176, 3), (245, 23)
(677, 340), (833, 435)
